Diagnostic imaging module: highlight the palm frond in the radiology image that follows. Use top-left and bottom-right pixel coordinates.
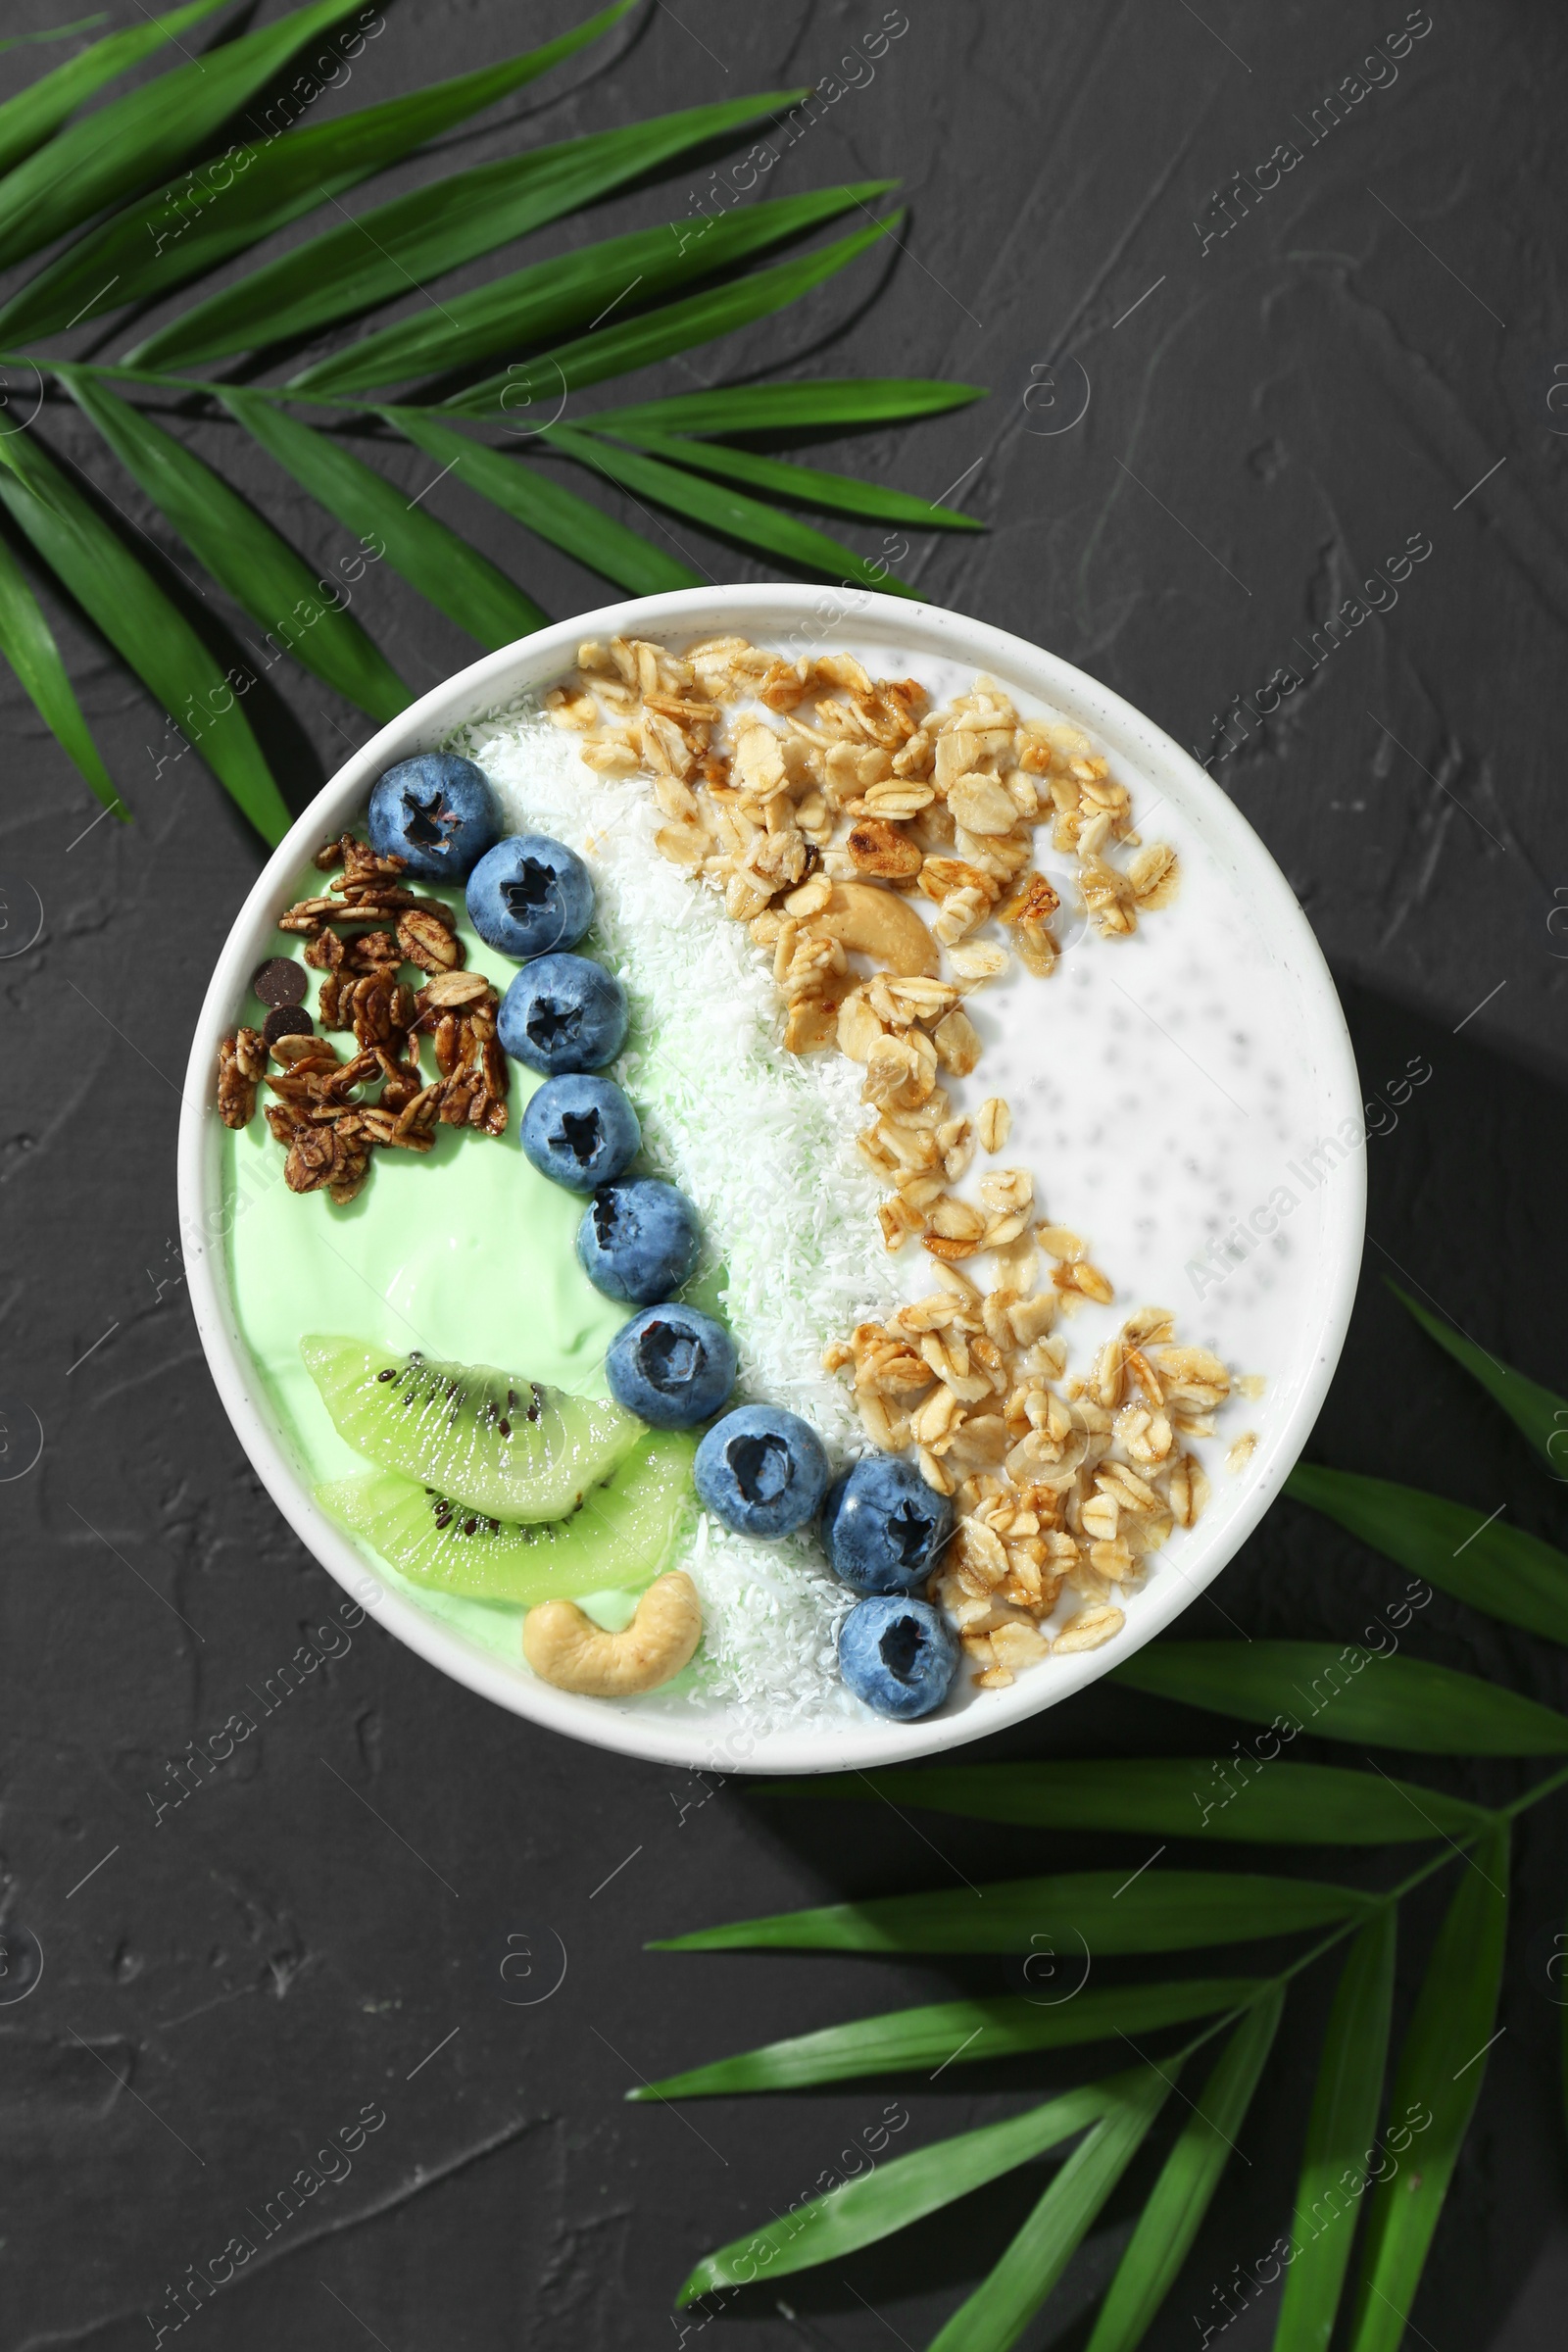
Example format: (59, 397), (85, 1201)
(927, 2067), (1174, 2352)
(63, 367), (409, 720)
(0, 0), (368, 270)
(677, 2077), (1118, 2302)
(0, 422), (286, 837)
(651, 1869), (1372, 1955)
(762, 1756), (1489, 1843)
(0, 19), (110, 59)
(0, 0), (977, 839)
(1348, 1824), (1509, 2350)
(1274, 1909), (1396, 2351)
(446, 212), (905, 416)
(0, 0), (227, 180)
(389, 413), (699, 596)
(0, 8), (633, 343)
(633, 1980), (1264, 2100)
(1113, 1641), (1568, 1753)
(1287, 1461), (1568, 1644)
(288, 179), (897, 397)
(1391, 1280), (1568, 1474)
(588, 378), (987, 434)
(128, 86), (808, 368)
(220, 388), (547, 647)
(0, 528), (118, 809)
(586, 420), (985, 528)
(1086, 1989), (1284, 2352)
(545, 420), (921, 596)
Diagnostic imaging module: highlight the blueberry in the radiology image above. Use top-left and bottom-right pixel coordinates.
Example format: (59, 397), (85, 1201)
(467, 833), (594, 960)
(521, 1074), (640, 1193)
(499, 953), (627, 1076)
(838, 1595), (958, 1720)
(577, 1178), (700, 1305)
(607, 1305), (736, 1429)
(367, 752), (499, 881)
(693, 1404), (829, 1538)
(823, 1455), (955, 1595)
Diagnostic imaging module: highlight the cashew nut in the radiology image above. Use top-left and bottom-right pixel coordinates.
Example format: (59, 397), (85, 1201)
(522, 1570), (702, 1697)
(809, 882), (938, 978)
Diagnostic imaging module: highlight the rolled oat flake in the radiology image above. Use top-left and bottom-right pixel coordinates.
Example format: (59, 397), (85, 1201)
(252, 956), (307, 1008)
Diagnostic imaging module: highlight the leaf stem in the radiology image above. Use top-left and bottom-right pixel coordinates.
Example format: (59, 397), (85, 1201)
(1, 348), (462, 423)
(2, 350), (775, 442)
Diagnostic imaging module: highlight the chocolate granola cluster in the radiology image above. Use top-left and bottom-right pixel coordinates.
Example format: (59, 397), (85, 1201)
(216, 831), (508, 1203)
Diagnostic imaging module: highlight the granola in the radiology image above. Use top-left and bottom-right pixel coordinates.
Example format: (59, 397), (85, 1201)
(217, 832), (508, 1203)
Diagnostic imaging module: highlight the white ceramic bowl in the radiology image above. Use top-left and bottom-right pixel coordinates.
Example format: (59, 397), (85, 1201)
(178, 586), (1363, 1774)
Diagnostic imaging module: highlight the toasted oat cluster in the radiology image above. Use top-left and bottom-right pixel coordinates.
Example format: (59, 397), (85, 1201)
(548, 631), (1236, 1692)
(828, 1295), (1225, 1685)
(547, 633), (1177, 1154)
(549, 634), (1178, 987)
(217, 831), (508, 1203)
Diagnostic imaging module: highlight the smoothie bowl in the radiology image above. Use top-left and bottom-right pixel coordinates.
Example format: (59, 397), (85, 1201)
(178, 587), (1364, 1773)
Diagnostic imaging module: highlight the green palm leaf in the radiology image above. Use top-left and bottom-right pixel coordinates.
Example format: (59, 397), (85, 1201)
(220, 391), (545, 648)
(589, 378), (986, 434)
(1087, 1987), (1285, 2352)
(0, 6), (982, 866)
(0, 5), (634, 345)
(546, 421), (920, 594)
(594, 420), (984, 527)
(449, 212), (904, 416)
(130, 89), (808, 368)
(62, 368), (409, 722)
(0, 0), (227, 181)
(1348, 1823), (1510, 2351)
(0, 426), (286, 840)
(1392, 1283), (1568, 1475)
(677, 2075), (1117, 2302)
(1274, 1909), (1397, 2352)
(0, 0), (368, 270)
(1114, 1642), (1568, 1754)
(929, 2067), (1174, 2352)
(637, 1289), (1568, 2352)
(389, 413), (698, 595)
(651, 1870), (1371, 1956)
(1288, 1463), (1568, 1645)
(0, 531), (118, 810)
(766, 1758), (1487, 1844)
(290, 180), (895, 397)
(0, 18), (110, 52)
(633, 1980), (1263, 2101)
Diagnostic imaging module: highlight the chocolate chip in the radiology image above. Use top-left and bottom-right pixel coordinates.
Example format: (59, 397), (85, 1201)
(263, 1004), (314, 1044)
(252, 956), (307, 1008)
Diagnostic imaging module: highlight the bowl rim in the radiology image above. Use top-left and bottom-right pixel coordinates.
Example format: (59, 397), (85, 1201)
(176, 583), (1364, 1774)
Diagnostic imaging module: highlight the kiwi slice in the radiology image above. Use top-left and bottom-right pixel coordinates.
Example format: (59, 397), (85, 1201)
(318, 1431), (696, 1603)
(301, 1335), (641, 1521)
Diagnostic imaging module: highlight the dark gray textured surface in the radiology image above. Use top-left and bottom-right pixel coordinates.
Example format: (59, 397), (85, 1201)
(2, 2), (1566, 2345)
